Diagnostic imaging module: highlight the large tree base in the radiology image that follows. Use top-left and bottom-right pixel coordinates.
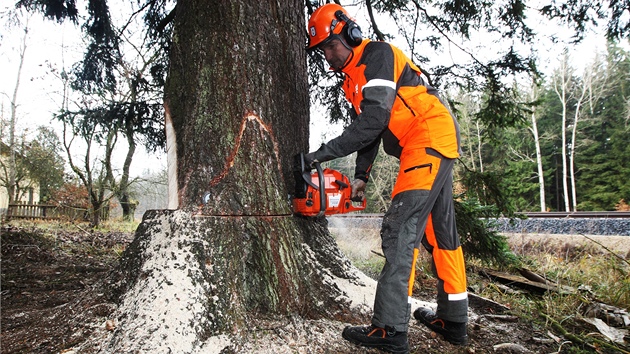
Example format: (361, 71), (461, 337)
(84, 209), (393, 353)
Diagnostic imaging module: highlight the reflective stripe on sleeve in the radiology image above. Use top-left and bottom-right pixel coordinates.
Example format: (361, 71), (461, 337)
(363, 79), (396, 91)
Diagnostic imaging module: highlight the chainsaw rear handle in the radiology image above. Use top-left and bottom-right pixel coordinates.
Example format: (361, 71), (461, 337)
(350, 194), (364, 202)
(345, 197), (367, 212)
(332, 177), (367, 212)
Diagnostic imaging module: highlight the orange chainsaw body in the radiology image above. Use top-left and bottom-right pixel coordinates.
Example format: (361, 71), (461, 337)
(293, 154), (366, 217)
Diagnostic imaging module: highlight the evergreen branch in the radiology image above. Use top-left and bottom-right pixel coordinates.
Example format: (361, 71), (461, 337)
(410, 0), (488, 70)
(156, 3), (176, 33)
(366, 0), (386, 42)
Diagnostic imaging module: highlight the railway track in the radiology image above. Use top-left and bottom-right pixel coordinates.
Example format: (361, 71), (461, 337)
(330, 211), (630, 219)
(516, 211), (630, 218)
(329, 211), (630, 236)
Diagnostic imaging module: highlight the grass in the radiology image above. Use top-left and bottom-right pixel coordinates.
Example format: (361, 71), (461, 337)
(96, 218), (141, 233)
(2, 218), (138, 263)
(3, 217), (141, 233)
(463, 240), (628, 353)
(513, 240), (630, 310)
(332, 227), (630, 353)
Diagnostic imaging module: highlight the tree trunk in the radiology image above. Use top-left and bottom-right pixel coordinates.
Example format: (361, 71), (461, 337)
(166, 1), (310, 210)
(569, 62), (601, 212)
(7, 21), (29, 205)
(100, 1), (359, 352)
(119, 119), (137, 221)
(118, 192), (136, 221)
(531, 109), (546, 212)
(528, 82), (546, 212)
(570, 94), (583, 212)
(89, 196), (102, 227)
(104, 210), (354, 352)
(476, 120), (484, 172)
(553, 52), (571, 211)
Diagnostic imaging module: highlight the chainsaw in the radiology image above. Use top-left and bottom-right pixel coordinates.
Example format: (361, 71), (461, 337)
(292, 153), (367, 217)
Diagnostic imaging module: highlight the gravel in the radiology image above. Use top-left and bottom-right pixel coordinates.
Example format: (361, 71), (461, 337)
(491, 217), (630, 236)
(328, 216), (630, 236)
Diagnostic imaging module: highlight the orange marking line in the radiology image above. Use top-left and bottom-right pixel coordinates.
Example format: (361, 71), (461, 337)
(208, 112), (282, 188)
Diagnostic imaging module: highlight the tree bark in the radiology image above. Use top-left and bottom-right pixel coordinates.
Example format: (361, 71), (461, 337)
(166, 1), (309, 212)
(101, 1), (359, 352)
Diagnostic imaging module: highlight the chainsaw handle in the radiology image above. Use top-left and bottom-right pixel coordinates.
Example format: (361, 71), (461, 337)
(297, 153), (319, 190)
(334, 179), (349, 189)
(350, 194), (364, 202)
(314, 162), (326, 217)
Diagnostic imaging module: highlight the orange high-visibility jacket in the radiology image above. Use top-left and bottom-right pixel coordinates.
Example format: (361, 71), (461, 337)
(313, 39), (461, 196)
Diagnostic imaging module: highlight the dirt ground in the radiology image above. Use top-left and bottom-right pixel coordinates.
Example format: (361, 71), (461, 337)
(1, 224), (628, 354)
(1, 226), (132, 354)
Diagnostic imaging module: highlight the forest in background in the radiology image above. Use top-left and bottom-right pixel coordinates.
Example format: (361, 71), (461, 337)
(469, 44), (630, 213)
(4, 42), (629, 221)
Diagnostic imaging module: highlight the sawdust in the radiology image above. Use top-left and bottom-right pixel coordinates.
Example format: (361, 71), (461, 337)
(95, 211), (212, 353)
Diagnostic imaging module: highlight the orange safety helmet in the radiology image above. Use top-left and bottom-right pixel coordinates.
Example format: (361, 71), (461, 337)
(306, 3), (363, 49)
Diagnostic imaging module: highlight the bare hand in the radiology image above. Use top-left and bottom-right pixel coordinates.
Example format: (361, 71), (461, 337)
(350, 179), (366, 201)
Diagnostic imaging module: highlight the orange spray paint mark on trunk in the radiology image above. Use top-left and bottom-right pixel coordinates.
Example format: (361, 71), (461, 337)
(208, 112), (282, 188)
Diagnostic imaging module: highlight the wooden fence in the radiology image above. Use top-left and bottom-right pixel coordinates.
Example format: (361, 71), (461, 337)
(6, 203), (109, 221)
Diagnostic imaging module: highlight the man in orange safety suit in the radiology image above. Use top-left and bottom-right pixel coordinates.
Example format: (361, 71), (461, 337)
(304, 4), (469, 353)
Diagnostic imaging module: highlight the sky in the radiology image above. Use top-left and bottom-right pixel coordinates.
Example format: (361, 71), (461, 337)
(0, 10), (163, 178)
(0, 16), (79, 134)
(0, 2), (623, 178)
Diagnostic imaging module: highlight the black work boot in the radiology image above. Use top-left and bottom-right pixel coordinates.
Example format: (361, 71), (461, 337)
(342, 325), (409, 354)
(414, 307), (468, 345)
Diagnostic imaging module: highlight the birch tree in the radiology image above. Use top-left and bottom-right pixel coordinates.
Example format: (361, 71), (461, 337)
(1, 18), (29, 204)
(567, 54), (611, 211)
(528, 81), (546, 212)
(551, 49), (574, 211)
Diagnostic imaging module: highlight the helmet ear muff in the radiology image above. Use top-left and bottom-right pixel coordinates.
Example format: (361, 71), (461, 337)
(334, 10), (362, 47)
